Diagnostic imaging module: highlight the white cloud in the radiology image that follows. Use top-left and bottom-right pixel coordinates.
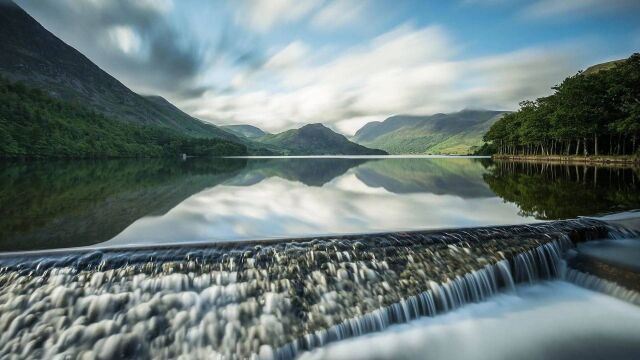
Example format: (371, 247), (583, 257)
(186, 23), (585, 135)
(311, 0), (367, 29)
(105, 26), (143, 56)
(264, 41), (310, 70)
(238, 0), (322, 32)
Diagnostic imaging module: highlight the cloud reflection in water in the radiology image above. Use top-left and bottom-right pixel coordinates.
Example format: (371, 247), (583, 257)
(106, 159), (535, 246)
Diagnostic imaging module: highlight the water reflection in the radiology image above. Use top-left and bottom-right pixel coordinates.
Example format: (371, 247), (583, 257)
(0, 159), (246, 251)
(105, 157), (528, 247)
(484, 161), (640, 220)
(1, 157), (639, 251)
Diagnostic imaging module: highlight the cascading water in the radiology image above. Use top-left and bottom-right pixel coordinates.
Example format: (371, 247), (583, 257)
(0, 218), (634, 359)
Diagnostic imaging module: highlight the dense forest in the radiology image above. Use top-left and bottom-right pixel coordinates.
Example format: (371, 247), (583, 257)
(0, 78), (247, 158)
(480, 53), (640, 156)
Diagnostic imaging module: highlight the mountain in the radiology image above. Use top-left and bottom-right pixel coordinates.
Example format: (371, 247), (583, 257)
(222, 124), (269, 138)
(0, 77), (247, 157)
(257, 123), (387, 155)
(352, 110), (508, 155)
(0, 1), (235, 140)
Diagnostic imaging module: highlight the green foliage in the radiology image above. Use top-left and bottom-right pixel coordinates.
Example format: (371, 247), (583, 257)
(0, 78), (247, 158)
(482, 53), (640, 156)
(484, 161), (640, 219)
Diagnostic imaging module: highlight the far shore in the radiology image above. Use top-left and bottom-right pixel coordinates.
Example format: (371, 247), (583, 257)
(493, 154), (640, 166)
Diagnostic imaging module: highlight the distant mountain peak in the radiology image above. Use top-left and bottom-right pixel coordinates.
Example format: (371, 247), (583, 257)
(257, 123), (386, 155)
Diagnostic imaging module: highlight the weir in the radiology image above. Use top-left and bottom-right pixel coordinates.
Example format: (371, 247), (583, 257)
(0, 218), (637, 359)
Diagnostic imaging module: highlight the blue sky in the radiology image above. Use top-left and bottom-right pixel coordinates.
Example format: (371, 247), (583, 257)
(17, 0), (640, 134)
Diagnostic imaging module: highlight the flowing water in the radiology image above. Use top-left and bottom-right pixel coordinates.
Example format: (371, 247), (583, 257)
(1, 157), (640, 359)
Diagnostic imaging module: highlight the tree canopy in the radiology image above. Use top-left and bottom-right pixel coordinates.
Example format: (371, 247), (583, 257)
(480, 53), (640, 157)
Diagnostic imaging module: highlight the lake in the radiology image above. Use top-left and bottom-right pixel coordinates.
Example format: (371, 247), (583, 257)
(1, 156), (640, 359)
(1, 156), (639, 252)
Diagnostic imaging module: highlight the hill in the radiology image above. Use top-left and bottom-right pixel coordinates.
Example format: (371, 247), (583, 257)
(258, 123), (387, 155)
(352, 110), (507, 155)
(222, 124), (269, 138)
(583, 59), (625, 75)
(0, 1), (236, 140)
(0, 78), (247, 157)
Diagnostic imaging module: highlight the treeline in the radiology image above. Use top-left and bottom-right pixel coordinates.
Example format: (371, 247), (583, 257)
(481, 53), (640, 157)
(0, 78), (247, 158)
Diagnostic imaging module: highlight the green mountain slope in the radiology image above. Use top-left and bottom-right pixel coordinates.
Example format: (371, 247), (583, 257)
(352, 110), (508, 155)
(0, 78), (247, 157)
(257, 123), (387, 155)
(222, 124), (269, 138)
(0, 1), (236, 140)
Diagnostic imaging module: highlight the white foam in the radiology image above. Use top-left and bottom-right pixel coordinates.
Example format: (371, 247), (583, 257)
(299, 281), (640, 360)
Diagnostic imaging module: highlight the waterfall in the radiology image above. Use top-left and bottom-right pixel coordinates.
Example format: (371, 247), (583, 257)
(0, 218), (633, 359)
(564, 268), (640, 306)
(274, 237), (572, 359)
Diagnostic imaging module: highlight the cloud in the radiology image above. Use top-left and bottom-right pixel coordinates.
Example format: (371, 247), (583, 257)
(237, 0), (323, 32)
(189, 24), (585, 135)
(522, 0), (640, 19)
(264, 41), (310, 70)
(15, 0), (206, 97)
(311, 0), (367, 29)
(105, 26), (143, 56)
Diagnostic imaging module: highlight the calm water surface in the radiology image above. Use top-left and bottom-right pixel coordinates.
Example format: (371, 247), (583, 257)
(1, 156), (639, 252)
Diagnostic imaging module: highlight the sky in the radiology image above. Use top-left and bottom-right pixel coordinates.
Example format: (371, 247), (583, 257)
(15, 0), (640, 135)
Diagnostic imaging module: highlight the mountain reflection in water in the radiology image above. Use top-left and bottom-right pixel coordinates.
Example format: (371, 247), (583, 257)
(0, 157), (639, 251)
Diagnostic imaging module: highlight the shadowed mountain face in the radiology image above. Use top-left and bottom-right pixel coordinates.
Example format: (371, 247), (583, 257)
(353, 158), (495, 198)
(222, 124), (269, 138)
(352, 110), (507, 155)
(0, 159), (246, 251)
(258, 123), (388, 155)
(0, 1), (236, 140)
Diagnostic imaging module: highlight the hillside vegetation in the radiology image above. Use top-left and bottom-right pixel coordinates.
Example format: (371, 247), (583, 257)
(481, 53), (640, 157)
(0, 78), (247, 158)
(257, 123), (387, 155)
(353, 110), (507, 155)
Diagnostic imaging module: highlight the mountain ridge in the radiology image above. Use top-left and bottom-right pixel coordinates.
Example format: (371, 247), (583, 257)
(352, 110), (508, 155)
(222, 124), (269, 138)
(0, 0), (237, 141)
(257, 123), (387, 155)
